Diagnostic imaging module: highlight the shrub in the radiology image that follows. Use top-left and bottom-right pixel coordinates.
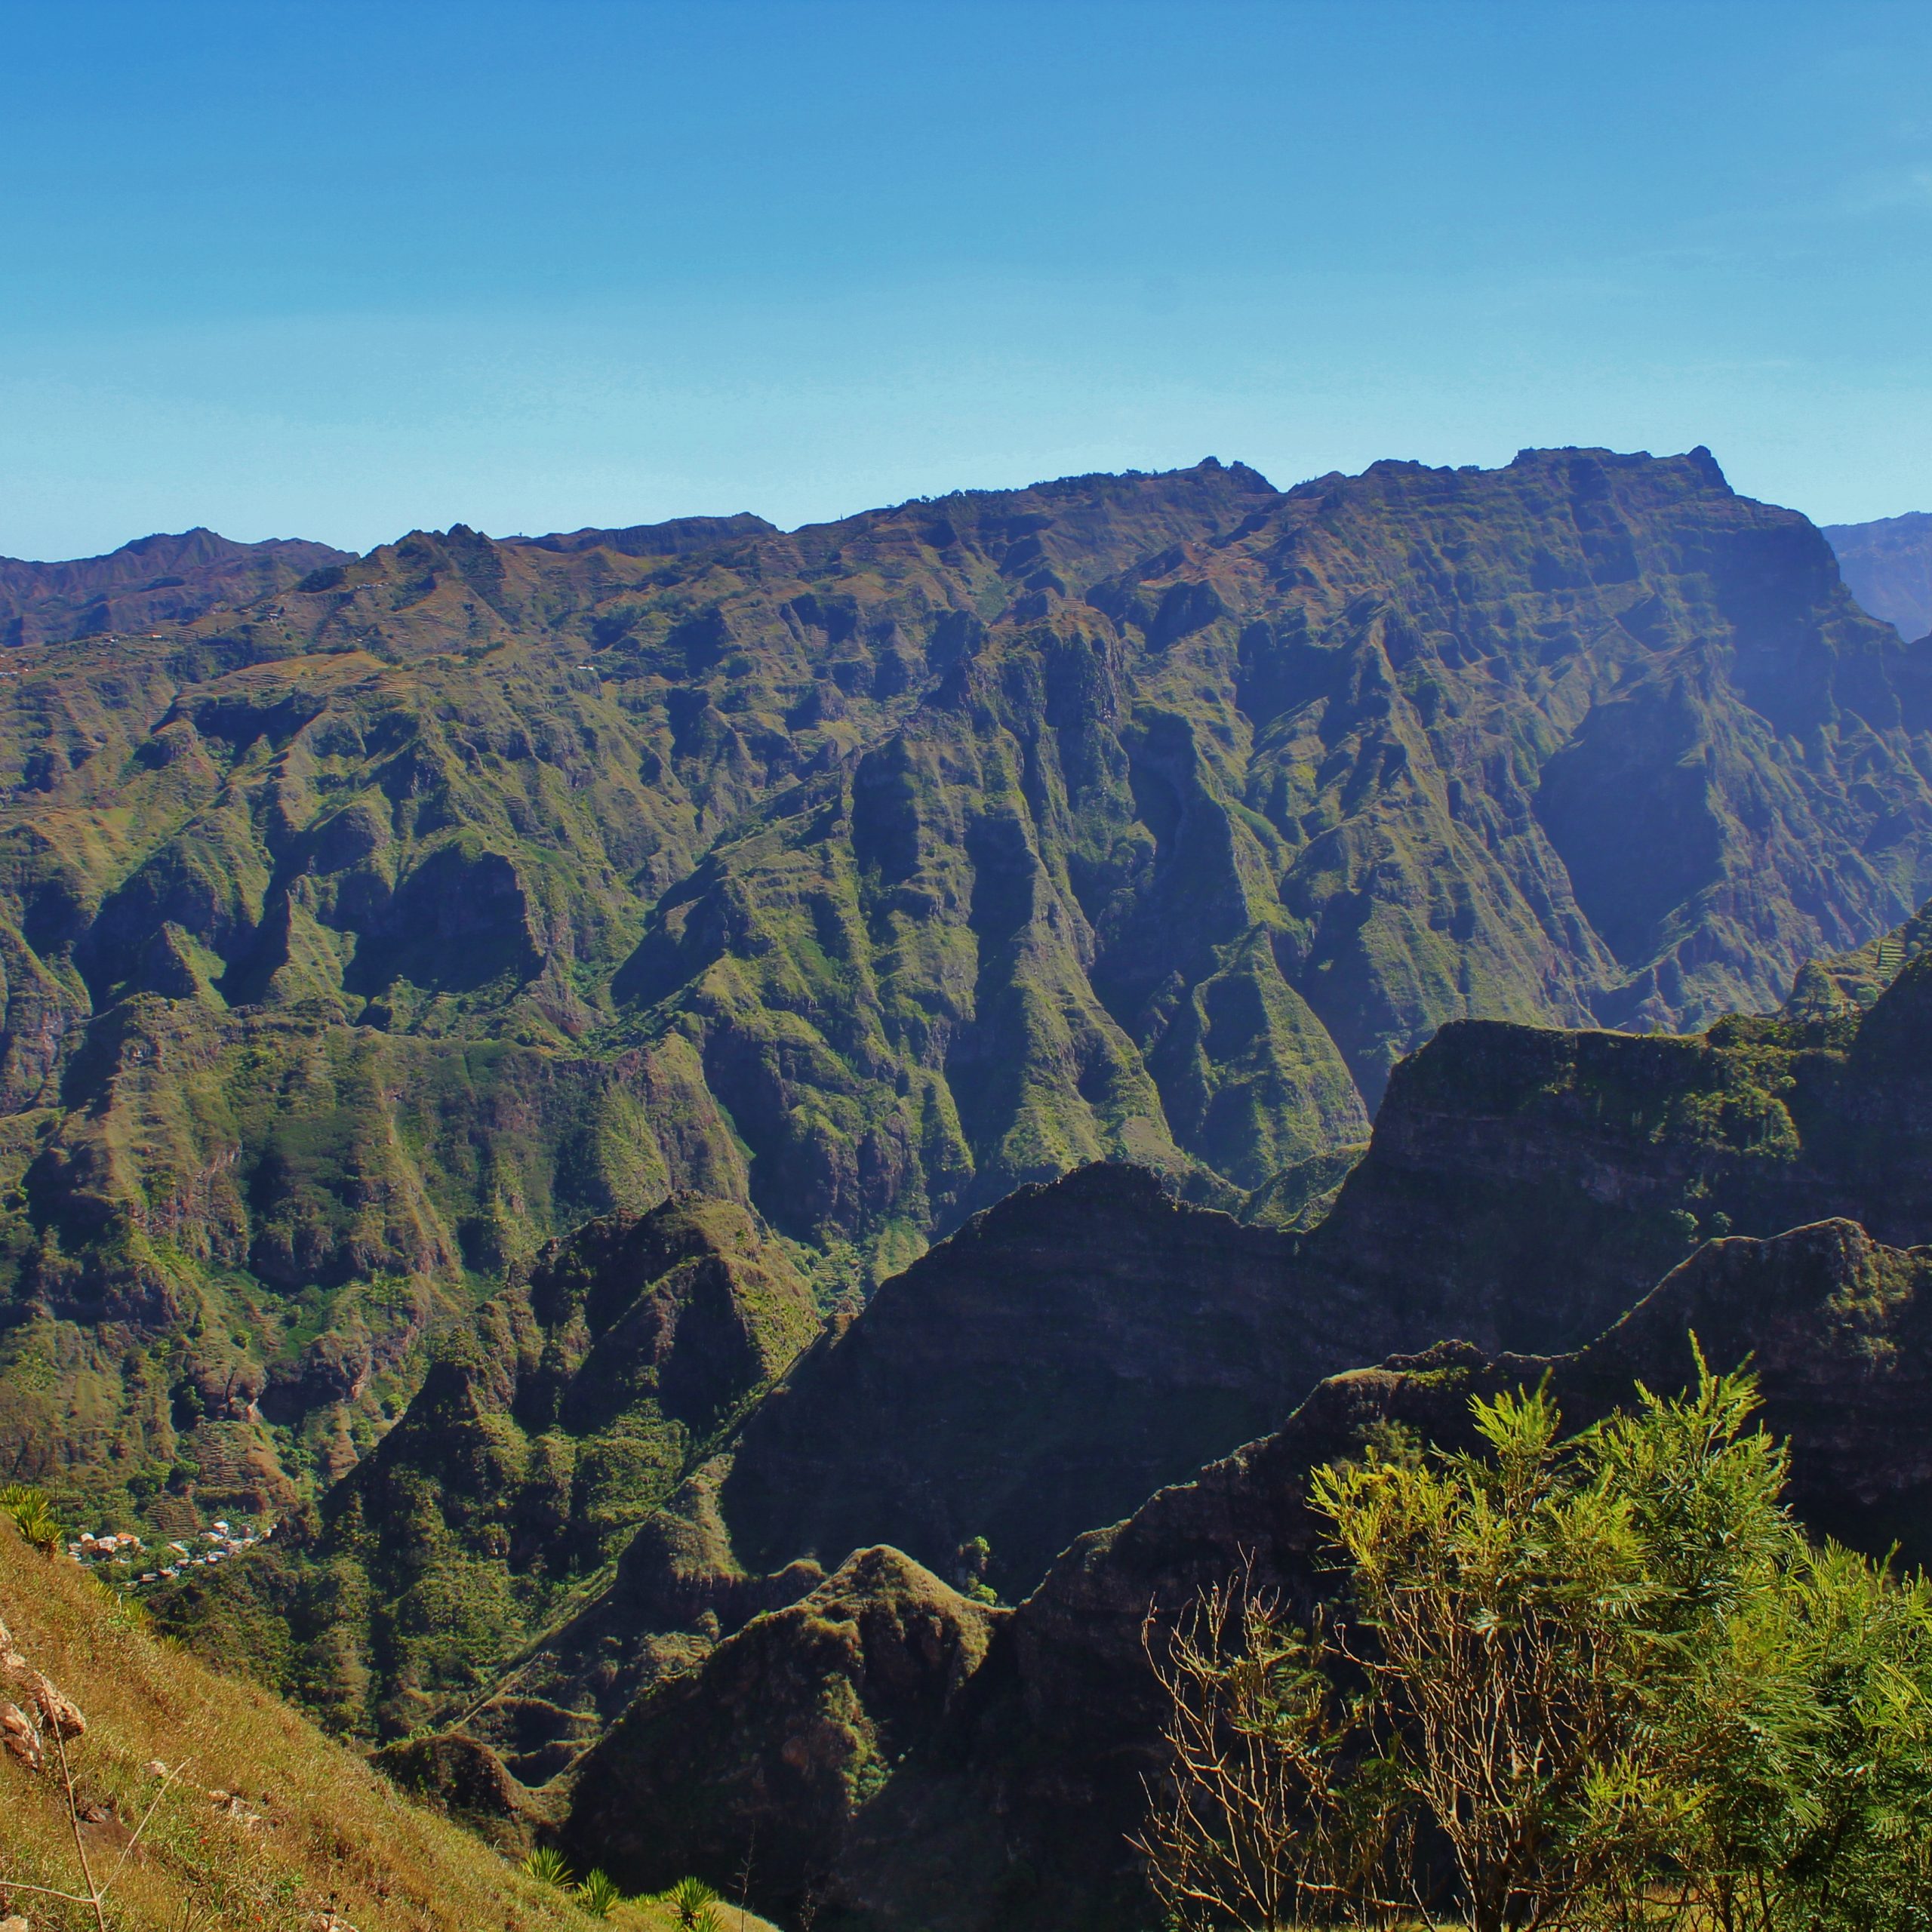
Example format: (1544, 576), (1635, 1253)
(1141, 1354), (1932, 1932)
(657, 1876), (722, 1928)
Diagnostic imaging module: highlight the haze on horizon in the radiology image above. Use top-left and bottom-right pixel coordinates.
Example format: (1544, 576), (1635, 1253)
(4, 0), (1930, 561)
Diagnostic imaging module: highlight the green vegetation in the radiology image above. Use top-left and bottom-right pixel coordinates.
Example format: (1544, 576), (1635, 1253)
(559, 1544), (1004, 1912)
(523, 1846), (575, 1887)
(0, 1480), (60, 1552)
(0, 1509), (593, 1932)
(1143, 1363), (1932, 1931)
(575, 1869), (626, 1918)
(654, 1876), (723, 1930)
(146, 1195), (821, 1741)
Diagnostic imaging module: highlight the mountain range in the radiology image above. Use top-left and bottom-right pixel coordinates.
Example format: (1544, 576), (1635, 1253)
(144, 875), (1932, 1930)
(4, 448), (1932, 1532)
(7, 451), (1932, 1928)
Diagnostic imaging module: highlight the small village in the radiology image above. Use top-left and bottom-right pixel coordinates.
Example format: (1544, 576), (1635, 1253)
(66, 1518), (265, 1584)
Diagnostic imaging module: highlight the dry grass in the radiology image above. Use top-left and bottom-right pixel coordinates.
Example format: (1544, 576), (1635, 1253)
(0, 1519), (778, 1932)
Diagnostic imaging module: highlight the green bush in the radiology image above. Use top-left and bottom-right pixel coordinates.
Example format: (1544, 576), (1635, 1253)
(655, 1876), (722, 1929)
(1143, 1354), (1932, 1932)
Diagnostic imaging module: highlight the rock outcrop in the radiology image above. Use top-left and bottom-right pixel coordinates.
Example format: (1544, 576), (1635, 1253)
(571, 1218), (1932, 1931)
(559, 1546), (1002, 1911)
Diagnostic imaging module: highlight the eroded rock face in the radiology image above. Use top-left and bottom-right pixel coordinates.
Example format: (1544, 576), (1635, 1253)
(558, 1545), (1001, 1913)
(545, 1218), (1932, 1931)
(1291, 934), (1932, 1357)
(582, 928), (1932, 1670)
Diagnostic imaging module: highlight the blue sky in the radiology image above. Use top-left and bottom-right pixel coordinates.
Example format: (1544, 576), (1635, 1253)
(4, 0), (1930, 558)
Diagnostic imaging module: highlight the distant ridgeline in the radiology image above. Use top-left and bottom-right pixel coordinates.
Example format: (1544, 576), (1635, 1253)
(1825, 509), (1932, 645)
(3, 446), (1932, 1540)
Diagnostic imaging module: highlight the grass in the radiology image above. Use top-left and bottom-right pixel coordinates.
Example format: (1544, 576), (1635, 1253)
(0, 1515), (778, 1932)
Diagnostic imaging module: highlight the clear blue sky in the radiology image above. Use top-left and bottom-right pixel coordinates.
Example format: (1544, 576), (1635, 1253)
(4, 0), (1930, 558)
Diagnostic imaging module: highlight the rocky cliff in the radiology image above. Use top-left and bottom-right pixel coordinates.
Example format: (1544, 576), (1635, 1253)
(543, 897), (1932, 1668)
(572, 1217), (1932, 1931)
(223, 888), (1931, 1773)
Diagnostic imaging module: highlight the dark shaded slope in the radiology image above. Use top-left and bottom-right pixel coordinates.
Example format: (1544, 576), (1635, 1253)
(1826, 509), (1932, 641)
(945, 1220), (1932, 1932)
(425, 1164), (1396, 1770)
(572, 1218), (1932, 1932)
(561, 1546), (1004, 1905)
(609, 918), (1932, 1644)
(0, 528), (350, 647)
(716, 1164), (1401, 1598)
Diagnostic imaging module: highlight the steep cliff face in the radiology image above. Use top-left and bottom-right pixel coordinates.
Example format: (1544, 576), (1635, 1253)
(145, 1194), (819, 1738)
(1294, 918), (1932, 1355)
(302, 1163), (1407, 1766)
(6, 448), (1931, 1519)
(715, 1164), (1401, 1600)
(364, 907), (1932, 1781)
(924, 1219), (1932, 1932)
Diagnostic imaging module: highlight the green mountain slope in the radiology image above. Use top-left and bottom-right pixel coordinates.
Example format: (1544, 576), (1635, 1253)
(147, 1193), (819, 1740)
(212, 887), (1932, 1779)
(5, 450), (1932, 1525)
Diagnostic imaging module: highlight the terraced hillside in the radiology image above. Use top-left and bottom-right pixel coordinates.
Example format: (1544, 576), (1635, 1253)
(5, 448), (1931, 1525)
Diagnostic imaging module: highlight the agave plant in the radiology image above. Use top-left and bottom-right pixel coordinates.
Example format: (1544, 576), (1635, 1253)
(657, 1876), (722, 1929)
(575, 1869), (625, 1919)
(0, 1482), (61, 1555)
(521, 1845), (574, 1888)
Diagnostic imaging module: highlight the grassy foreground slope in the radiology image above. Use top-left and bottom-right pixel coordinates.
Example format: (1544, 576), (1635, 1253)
(2, 1511), (589, 1932)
